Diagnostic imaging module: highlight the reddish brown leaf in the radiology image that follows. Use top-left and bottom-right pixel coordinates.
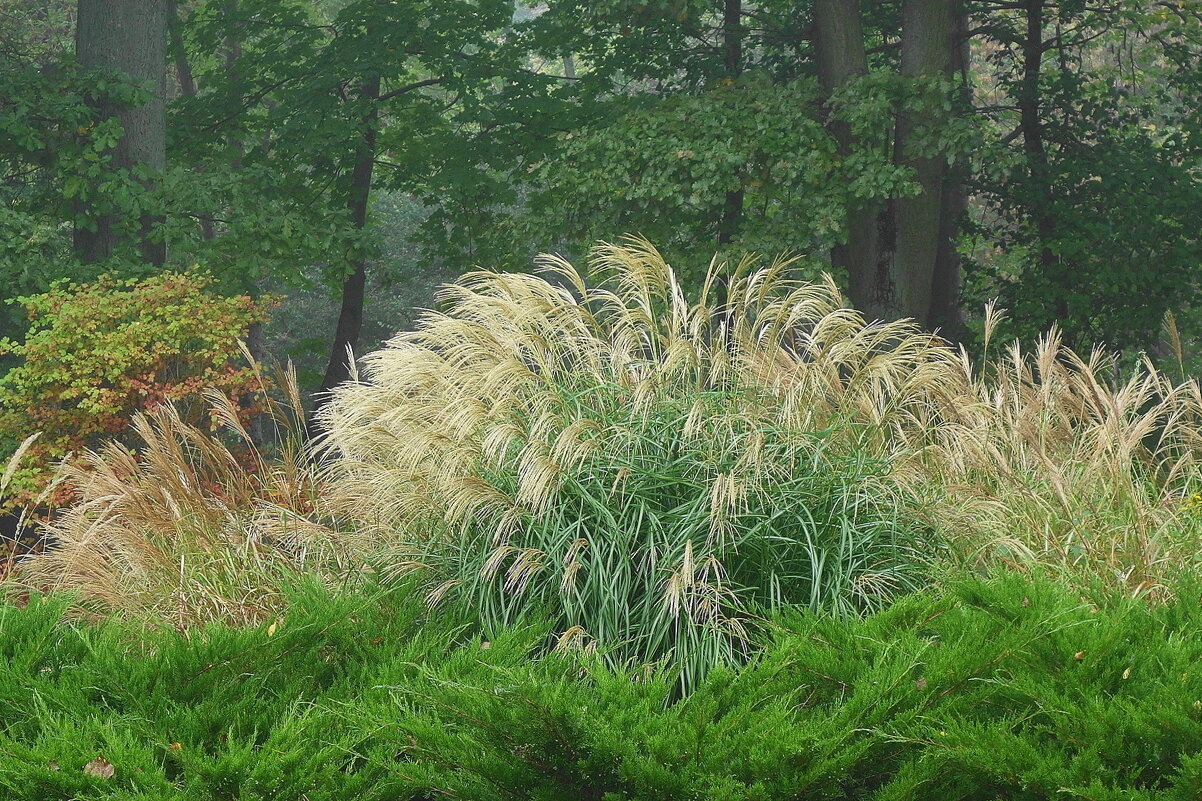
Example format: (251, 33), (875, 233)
(83, 757), (115, 779)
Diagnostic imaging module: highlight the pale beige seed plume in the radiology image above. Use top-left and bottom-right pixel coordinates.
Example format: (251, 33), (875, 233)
(314, 236), (1202, 604)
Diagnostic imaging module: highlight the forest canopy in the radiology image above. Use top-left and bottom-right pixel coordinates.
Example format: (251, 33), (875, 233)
(1, 0), (1200, 386)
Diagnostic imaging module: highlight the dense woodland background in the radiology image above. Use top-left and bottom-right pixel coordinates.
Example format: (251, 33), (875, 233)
(1, 0), (1201, 464)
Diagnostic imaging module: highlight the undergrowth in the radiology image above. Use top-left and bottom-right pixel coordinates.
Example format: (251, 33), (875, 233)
(4, 573), (1202, 799)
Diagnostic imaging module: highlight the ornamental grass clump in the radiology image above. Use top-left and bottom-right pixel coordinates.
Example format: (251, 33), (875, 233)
(11, 360), (357, 627)
(319, 238), (952, 682)
(916, 314), (1202, 598)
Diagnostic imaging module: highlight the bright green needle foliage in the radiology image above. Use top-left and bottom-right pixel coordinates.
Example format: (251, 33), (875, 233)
(4, 574), (1202, 798)
(318, 238), (950, 687)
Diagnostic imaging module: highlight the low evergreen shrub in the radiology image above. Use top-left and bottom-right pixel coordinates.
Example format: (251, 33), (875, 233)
(3, 573), (1202, 799)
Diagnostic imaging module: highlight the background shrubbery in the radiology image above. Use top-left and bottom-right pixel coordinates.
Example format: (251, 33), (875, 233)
(0, 272), (270, 513)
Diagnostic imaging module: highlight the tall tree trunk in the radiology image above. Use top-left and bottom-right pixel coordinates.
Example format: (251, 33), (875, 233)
(316, 74), (381, 403)
(813, 0), (879, 316)
(891, 0), (954, 328)
(74, 0), (168, 266)
(717, 0), (743, 249)
(1018, 0), (1066, 328)
(166, 0), (196, 98)
(167, 0), (217, 242)
(928, 1), (971, 341)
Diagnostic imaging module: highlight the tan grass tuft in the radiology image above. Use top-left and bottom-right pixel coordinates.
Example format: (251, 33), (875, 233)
(11, 362), (357, 627)
(319, 236), (1202, 608)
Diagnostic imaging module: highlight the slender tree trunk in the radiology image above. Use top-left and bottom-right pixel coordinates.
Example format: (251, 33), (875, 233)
(166, 0), (196, 98)
(929, 1), (971, 341)
(813, 0), (879, 316)
(1018, 0), (1066, 326)
(74, 0), (167, 266)
(717, 0), (743, 248)
(167, 0), (217, 242)
(317, 74), (381, 402)
(219, 0), (266, 374)
(892, 0), (954, 328)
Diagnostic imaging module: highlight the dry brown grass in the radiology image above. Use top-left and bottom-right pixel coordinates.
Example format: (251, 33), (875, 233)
(915, 311), (1202, 598)
(10, 359), (360, 627)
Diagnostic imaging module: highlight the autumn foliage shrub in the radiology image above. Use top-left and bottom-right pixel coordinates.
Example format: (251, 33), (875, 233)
(0, 272), (272, 511)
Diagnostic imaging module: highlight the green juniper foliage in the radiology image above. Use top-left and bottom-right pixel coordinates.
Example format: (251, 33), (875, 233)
(4, 573), (1202, 799)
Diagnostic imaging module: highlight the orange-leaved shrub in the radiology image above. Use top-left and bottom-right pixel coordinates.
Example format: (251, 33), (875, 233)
(0, 272), (272, 512)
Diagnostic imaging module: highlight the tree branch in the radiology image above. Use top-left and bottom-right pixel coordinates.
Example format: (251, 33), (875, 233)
(377, 76), (444, 102)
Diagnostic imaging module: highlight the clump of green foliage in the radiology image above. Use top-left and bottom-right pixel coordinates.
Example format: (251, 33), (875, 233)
(4, 573), (1202, 799)
(0, 272), (271, 511)
(318, 240), (1202, 689)
(319, 239), (948, 686)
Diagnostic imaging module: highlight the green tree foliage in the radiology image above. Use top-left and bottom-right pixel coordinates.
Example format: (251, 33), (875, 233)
(4, 0), (1202, 386)
(513, 0), (987, 331)
(518, 0), (1202, 349)
(524, 77), (874, 282)
(965, 1), (1202, 350)
(516, 0), (847, 275)
(0, 272), (270, 510)
(166, 0), (572, 390)
(0, 24), (161, 345)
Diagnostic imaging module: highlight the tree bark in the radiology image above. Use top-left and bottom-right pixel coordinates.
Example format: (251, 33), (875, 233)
(717, 0), (743, 249)
(74, 0), (167, 266)
(928, 0), (971, 341)
(167, 0), (218, 242)
(1017, 0), (1067, 327)
(316, 74), (381, 402)
(891, 0), (954, 328)
(813, 0), (879, 316)
(815, 0), (963, 330)
(166, 0), (196, 98)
